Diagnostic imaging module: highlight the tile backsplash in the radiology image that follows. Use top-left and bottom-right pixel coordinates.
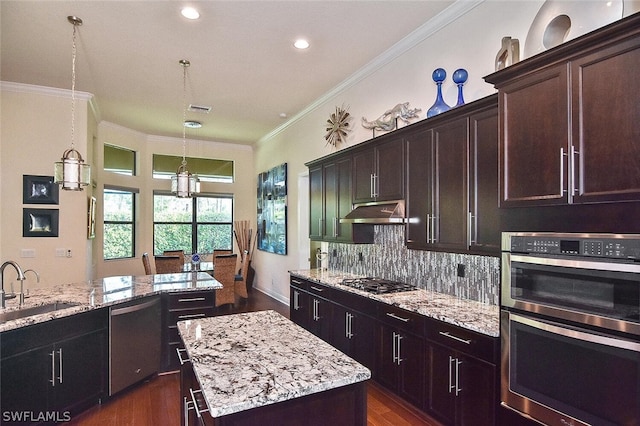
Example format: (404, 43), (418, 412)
(327, 225), (500, 305)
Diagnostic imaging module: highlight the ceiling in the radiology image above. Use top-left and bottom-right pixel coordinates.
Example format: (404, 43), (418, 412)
(1, 1), (456, 146)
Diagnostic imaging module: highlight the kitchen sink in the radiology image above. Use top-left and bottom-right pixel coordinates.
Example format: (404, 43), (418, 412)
(0, 302), (81, 323)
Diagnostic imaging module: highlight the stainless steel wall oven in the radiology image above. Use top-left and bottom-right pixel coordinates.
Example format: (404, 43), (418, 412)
(501, 232), (640, 426)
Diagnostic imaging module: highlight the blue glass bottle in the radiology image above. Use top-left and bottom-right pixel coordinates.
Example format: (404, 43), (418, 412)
(427, 68), (450, 118)
(453, 68), (468, 107)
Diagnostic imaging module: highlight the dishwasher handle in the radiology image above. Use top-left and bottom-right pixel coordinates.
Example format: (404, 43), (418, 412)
(110, 297), (160, 316)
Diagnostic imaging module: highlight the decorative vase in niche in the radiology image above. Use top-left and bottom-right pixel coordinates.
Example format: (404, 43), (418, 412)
(453, 68), (468, 107)
(427, 68), (450, 118)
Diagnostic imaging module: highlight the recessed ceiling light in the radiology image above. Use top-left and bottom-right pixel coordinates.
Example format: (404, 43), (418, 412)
(184, 120), (202, 129)
(294, 39), (310, 49)
(181, 7), (200, 20)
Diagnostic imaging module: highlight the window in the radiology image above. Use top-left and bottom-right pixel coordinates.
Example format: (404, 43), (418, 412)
(152, 154), (233, 183)
(153, 193), (233, 256)
(104, 144), (136, 176)
(103, 187), (136, 259)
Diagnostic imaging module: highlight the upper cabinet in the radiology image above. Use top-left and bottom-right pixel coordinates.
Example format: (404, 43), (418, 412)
(352, 136), (405, 203)
(485, 13), (640, 208)
(405, 95), (499, 253)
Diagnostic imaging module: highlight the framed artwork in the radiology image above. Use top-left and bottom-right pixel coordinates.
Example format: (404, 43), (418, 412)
(23, 208), (59, 237)
(23, 175), (59, 204)
(88, 196), (96, 239)
(257, 163), (287, 255)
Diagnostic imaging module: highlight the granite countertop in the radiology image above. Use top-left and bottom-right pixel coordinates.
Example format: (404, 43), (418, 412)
(289, 269), (500, 337)
(178, 310), (371, 418)
(0, 272), (222, 332)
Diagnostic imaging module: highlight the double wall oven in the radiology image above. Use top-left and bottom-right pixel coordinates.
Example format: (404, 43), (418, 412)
(501, 232), (640, 426)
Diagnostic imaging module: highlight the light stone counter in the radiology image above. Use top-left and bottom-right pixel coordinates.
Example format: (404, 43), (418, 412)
(178, 310), (371, 418)
(289, 269), (499, 337)
(0, 272), (222, 332)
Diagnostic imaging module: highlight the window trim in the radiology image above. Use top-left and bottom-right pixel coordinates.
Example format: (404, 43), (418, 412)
(103, 185), (138, 260)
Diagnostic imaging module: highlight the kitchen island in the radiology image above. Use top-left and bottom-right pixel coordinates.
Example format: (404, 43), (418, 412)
(178, 310), (371, 425)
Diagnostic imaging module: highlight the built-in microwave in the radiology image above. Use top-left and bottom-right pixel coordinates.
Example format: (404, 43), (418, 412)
(501, 232), (640, 426)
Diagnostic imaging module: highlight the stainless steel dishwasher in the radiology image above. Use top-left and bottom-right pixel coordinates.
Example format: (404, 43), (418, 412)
(109, 295), (161, 395)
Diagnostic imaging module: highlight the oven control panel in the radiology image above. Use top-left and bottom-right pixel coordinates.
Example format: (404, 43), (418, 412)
(506, 233), (640, 259)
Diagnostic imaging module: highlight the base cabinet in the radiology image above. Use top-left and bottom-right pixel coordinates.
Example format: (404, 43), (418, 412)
(330, 303), (376, 371)
(0, 309), (108, 424)
(428, 342), (496, 426)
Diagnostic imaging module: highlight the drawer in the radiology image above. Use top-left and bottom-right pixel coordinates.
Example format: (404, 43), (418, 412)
(168, 307), (215, 325)
(167, 290), (214, 310)
(290, 276), (309, 291)
(307, 282), (333, 299)
(377, 304), (425, 336)
(332, 287), (377, 316)
(425, 317), (498, 364)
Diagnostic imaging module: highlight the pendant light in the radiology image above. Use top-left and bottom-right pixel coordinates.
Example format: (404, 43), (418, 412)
(54, 16), (91, 191)
(171, 59), (200, 198)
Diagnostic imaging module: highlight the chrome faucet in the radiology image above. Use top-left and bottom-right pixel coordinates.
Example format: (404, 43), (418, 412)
(21, 269), (39, 305)
(1, 261), (26, 309)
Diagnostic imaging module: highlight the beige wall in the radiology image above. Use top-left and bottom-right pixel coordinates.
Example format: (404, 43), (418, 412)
(0, 84), (95, 287)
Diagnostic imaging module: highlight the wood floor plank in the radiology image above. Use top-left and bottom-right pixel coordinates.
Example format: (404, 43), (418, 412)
(69, 290), (442, 426)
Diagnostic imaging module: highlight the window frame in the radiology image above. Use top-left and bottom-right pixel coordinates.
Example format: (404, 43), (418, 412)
(103, 185), (138, 260)
(152, 192), (234, 256)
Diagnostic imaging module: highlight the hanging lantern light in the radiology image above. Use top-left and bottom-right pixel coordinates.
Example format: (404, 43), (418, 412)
(171, 59), (200, 198)
(54, 16), (91, 191)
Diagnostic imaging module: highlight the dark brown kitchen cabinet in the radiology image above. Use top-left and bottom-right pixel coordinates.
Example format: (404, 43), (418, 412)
(485, 14), (640, 208)
(289, 277), (310, 329)
(405, 95), (499, 254)
(309, 164), (323, 240)
(426, 318), (499, 426)
(323, 157), (355, 242)
(330, 294), (377, 371)
(163, 290), (216, 372)
(289, 277), (333, 342)
(0, 309), (108, 423)
(428, 342), (496, 426)
(376, 305), (425, 410)
(352, 137), (405, 203)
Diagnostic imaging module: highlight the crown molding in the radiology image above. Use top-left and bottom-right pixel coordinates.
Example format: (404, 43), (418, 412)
(258, 0), (485, 144)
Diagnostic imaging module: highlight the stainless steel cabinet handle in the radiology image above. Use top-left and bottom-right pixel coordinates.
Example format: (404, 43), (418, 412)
(310, 286), (324, 292)
(468, 211), (475, 247)
(373, 174), (378, 198)
(177, 297), (206, 303)
(571, 144), (579, 197)
(448, 356), (455, 393)
(431, 215), (438, 243)
(386, 312), (410, 322)
(291, 279), (302, 285)
(392, 332), (398, 364)
(318, 218), (323, 236)
(177, 313), (206, 320)
(370, 173), (375, 198)
(426, 213), (431, 244)
(455, 358), (462, 396)
(293, 290), (300, 310)
(50, 350), (56, 386)
(439, 331), (472, 345)
(396, 334), (403, 365)
(560, 147), (567, 195)
(176, 347), (190, 365)
(189, 388), (210, 418)
(58, 348), (63, 384)
(184, 397), (194, 426)
(313, 299), (320, 321)
(345, 312), (354, 339)
(333, 217), (339, 237)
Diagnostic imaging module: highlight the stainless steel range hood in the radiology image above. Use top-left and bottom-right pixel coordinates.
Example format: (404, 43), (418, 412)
(340, 200), (406, 224)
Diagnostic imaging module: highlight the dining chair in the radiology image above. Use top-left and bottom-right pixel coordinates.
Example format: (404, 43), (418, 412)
(163, 250), (185, 265)
(213, 249), (233, 257)
(154, 255), (183, 274)
(213, 254), (237, 307)
(142, 253), (153, 275)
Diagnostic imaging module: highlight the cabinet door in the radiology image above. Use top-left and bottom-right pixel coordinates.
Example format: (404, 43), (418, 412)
(336, 157), (354, 242)
(396, 331), (425, 410)
(499, 64), (569, 207)
(1, 347), (52, 416)
(309, 165), (323, 240)
(572, 39), (640, 203)
(457, 354), (496, 426)
(323, 162), (338, 240)
(353, 149), (376, 203)
(470, 106), (500, 252)
(289, 286), (309, 330)
(428, 343), (457, 424)
(308, 296), (333, 342)
(376, 138), (405, 201)
(405, 129), (433, 249)
(351, 311), (377, 371)
(433, 118), (469, 250)
(53, 329), (107, 415)
(377, 323), (399, 390)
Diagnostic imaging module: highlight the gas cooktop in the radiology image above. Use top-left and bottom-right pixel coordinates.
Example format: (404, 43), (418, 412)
(340, 277), (417, 294)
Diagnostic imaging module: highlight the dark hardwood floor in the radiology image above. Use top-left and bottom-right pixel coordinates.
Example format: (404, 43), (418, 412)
(69, 288), (442, 426)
